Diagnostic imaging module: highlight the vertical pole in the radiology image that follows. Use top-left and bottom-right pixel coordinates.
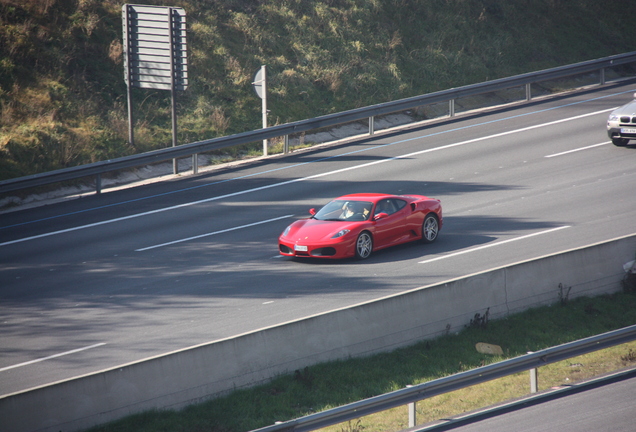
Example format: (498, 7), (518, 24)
(408, 402), (416, 427)
(528, 352), (538, 393)
(262, 65), (268, 156)
(169, 7), (178, 175)
(124, 5), (134, 148)
(449, 99), (455, 117)
(530, 368), (538, 393)
(127, 85), (134, 147)
(526, 83), (532, 101)
(407, 386), (416, 427)
(171, 90), (178, 174)
(192, 153), (198, 174)
(600, 67), (606, 85)
(369, 116), (375, 135)
(96, 173), (102, 195)
(284, 135), (289, 154)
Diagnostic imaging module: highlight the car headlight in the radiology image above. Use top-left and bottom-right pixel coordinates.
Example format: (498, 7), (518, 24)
(331, 229), (350, 239)
(282, 225), (291, 236)
(608, 114), (619, 122)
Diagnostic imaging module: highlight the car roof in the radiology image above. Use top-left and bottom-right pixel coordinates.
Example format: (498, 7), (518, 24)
(336, 193), (397, 203)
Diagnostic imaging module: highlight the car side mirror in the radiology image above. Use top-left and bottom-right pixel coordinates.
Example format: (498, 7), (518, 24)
(374, 212), (388, 221)
(309, 208), (316, 215)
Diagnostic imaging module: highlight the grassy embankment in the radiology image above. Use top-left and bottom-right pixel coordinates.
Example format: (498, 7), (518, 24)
(86, 286), (636, 432)
(1, 0), (636, 184)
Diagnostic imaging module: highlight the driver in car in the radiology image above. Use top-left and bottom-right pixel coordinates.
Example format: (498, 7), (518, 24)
(341, 202), (368, 220)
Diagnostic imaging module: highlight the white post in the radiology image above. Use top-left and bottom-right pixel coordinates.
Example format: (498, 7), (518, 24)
(261, 65), (268, 156)
(530, 368), (538, 393)
(407, 385), (416, 427)
(528, 352), (538, 393)
(252, 65), (268, 156)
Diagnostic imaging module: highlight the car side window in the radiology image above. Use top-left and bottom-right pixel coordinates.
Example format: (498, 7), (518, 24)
(390, 199), (407, 213)
(376, 199), (406, 216)
(375, 199), (392, 215)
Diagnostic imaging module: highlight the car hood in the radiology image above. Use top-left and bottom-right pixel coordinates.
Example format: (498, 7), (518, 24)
(284, 218), (360, 242)
(612, 100), (636, 116)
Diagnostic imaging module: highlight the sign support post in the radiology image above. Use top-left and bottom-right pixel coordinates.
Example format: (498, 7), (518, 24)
(252, 65), (268, 156)
(126, 86), (134, 148)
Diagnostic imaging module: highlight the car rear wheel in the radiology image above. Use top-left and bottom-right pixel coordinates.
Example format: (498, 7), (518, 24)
(355, 231), (373, 259)
(612, 138), (629, 146)
(421, 214), (439, 243)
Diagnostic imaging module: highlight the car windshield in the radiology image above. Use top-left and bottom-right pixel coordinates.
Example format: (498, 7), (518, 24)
(313, 200), (373, 221)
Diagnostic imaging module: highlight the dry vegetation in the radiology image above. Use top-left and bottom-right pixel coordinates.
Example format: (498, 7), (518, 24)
(1, 0), (635, 181)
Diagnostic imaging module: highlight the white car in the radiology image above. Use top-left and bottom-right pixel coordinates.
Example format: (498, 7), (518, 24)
(607, 93), (636, 146)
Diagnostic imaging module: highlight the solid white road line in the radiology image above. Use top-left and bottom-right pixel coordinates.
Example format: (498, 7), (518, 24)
(418, 226), (571, 264)
(2, 109), (611, 248)
(545, 142), (610, 158)
(135, 214), (294, 251)
(0, 343), (106, 372)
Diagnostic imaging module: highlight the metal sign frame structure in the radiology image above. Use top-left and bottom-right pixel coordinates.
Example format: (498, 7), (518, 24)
(122, 4), (188, 173)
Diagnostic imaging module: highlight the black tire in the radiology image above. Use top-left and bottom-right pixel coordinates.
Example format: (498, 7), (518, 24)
(421, 214), (439, 243)
(355, 231), (373, 259)
(612, 138), (629, 147)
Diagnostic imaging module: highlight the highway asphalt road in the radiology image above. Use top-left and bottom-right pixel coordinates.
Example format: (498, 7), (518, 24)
(416, 369), (636, 432)
(1, 82), (635, 396)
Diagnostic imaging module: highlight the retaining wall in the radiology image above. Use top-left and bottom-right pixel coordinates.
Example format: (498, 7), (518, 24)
(2, 234), (634, 432)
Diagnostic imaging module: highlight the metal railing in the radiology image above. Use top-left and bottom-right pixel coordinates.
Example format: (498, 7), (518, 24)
(251, 324), (636, 432)
(1, 51), (636, 195)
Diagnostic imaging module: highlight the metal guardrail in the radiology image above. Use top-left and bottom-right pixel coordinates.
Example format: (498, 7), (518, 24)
(251, 324), (636, 432)
(1, 51), (636, 195)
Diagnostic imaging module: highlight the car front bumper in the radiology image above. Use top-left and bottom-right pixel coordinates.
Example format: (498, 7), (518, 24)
(278, 237), (356, 259)
(607, 123), (636, 142)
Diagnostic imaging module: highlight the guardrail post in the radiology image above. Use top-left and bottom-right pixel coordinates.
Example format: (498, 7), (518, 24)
(528, 351), (538, 393)
(600, 67), (606, 85)
(449, 99), (455, 117)
(96, 174), (101, 194)
(284, 135), (289, 154)
(192, 154), (198, 175)
(407, 385), (416, 427)
(530, 367), (538, 393)
(526, 83), (532, 101)
(369, 116), (375, 135)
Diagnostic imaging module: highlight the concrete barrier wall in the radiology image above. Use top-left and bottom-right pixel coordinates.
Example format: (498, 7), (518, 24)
(2, 234), (634, 432)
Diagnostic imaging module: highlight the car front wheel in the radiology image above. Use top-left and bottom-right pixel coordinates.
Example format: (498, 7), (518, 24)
(355, 231), (373, 259)
(422, 214), (439, 243)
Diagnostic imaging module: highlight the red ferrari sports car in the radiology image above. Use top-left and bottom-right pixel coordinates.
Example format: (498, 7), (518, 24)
(278, 193), (443, 259)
